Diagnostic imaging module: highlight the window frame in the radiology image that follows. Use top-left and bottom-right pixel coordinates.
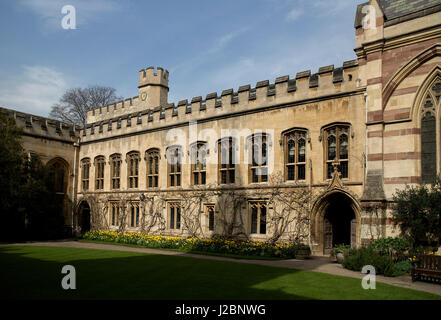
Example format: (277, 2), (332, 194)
(127, 151), (140, 189)
(249, 201), (268, 235)
(283, 129), (307, 182)
(146, 148), (160, 188)
(218, 137), (236, 185)
(167, 146), (182, 187)
(81, 158), (91, 191)
(169, 202), (182, 230)
(191, 142), (207, 185)
(110, 154), (121, 190)
(94, 156), (105, 190)
(247, 133), (270, 184)
(323, 125), (350, 180)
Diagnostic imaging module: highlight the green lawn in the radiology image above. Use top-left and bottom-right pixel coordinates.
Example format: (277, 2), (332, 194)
(0, 245), (439, 300)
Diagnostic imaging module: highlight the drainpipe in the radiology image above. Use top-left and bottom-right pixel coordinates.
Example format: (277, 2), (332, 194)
(72, 136), (80, 237)
(364, 91), (368, 185)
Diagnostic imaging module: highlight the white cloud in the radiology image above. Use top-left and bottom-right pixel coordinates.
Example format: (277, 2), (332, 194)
(0, 66), (68, 116)
(17, 0), (120, 31)
(286, 8), (303, 22)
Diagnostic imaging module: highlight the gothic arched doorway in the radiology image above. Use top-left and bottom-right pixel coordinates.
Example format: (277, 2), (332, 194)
(322, 193), (356, 254)
(77, 201), (91, 235)
(311, 190), (361, 255)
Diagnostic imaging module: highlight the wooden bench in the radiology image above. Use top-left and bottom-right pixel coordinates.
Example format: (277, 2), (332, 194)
(411, 254), (441, 284)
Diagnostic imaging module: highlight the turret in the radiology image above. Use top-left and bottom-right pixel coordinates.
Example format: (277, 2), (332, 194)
(138, 66), (169, 109)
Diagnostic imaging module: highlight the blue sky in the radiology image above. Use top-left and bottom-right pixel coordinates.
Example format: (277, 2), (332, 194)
(0, 0), (361, 117)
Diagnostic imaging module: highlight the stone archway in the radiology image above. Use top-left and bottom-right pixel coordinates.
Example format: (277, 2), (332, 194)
(311, 189), (361, 255)
(77, 200), (91, 235)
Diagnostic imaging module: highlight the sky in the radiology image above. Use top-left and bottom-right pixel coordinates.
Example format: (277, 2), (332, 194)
(0, 0), (362, 117)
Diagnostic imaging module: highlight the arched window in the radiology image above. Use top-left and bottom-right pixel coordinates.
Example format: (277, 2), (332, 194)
(420, 80), (441, 184)
(218, 137), (235, 184)
(94, 156), (105, 190)
(284, 130), (307, 181)
(248, 134), (270, 183)
(146, 149), (160, 188)
(81, 158), (91, 191)
(127, 151), (140, 189)
(110, 154), (121, 190)
(249, 201), (267, 235)
(191, 142), (207, 185)
(167, 146), (182, 187)
(48, 159), (68, 194)
(324, 125), (350, 179)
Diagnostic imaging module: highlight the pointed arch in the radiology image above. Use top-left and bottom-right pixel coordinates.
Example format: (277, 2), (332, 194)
(383, 44), (441, 110)
(310, 188), (361, 255)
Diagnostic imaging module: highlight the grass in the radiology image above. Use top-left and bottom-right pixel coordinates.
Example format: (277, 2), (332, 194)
(78, 239), (289, 260)
(0, 245), (440, 300)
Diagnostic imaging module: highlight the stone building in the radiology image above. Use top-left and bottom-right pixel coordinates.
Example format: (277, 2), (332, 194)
(4, 0), (441, 254)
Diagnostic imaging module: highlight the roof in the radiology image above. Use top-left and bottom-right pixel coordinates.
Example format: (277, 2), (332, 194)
(355, 0), (441, 28)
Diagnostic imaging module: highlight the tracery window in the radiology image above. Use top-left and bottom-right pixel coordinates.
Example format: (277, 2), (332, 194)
(324, 126), (349, 179)
(248, 134), (270, 183)
(127, 151), (140, 189)
(110, 202), (120, 227)
(146, 149), (160, 188)
(284, 130), (306, 181)
(169, 202), (181, 230)
(110, 154), (121, 190)
(81, 158), (90, 191)
(167, 146), (182, 187)
(421, 81), (441, 184)
(249, 201), (267, 235)
(191, 142), (207, 185)
(95, 156), (105, 190)
(218, 137), (235, 184)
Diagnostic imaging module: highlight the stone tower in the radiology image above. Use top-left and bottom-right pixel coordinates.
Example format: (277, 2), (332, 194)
(138, 66), (169, 109)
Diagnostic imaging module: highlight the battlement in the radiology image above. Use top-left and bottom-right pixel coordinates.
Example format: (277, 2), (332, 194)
(81, 60), (361, 141)
(1, 107), (81, 143)
(138, 66), (169, 89)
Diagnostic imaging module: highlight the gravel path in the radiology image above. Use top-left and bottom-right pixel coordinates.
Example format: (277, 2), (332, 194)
(4, 240), (441, 297)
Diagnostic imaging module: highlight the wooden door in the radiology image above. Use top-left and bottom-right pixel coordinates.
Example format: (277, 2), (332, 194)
(351, 219), (357, 248)
(324, 218), (333, 254)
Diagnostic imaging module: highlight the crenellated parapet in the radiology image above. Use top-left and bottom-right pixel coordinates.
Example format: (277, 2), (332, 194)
(81, 60), (361, 142)
(1, 107), (81, 143)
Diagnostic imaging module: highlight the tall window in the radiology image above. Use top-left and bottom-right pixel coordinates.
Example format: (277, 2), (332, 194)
(167, 146), (182, 187)
(207, 205), (215, 232)
(130, 203), (140, 228)
(110, 202), (120, 227)
(127, 151), (140, 189)
(95, 156), (105, 190)
(48, 159), (67, 194)
(248, 134), (269, 183)
(191, 143), (206, 185)
(421, 81), (440, 183)
(324, 126), (349, 179)
(110, 154), (121, 190)
(146, 149), (160, 188)
(169, 202), (181, 230)
(284, 130), (306, 181)
(250, 201), (267, 235)
(218, 137), (235, 184)
(81, 158), (90, 191)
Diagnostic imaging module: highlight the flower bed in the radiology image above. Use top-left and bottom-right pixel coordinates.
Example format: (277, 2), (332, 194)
(82, 230), (311, 259)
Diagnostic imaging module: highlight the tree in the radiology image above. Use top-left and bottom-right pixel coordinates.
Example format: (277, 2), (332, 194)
(0, 110), (66, 241)
(262, 173), (313, 244)
(50, 86), (122, 126)
(392, 177), (441, 249)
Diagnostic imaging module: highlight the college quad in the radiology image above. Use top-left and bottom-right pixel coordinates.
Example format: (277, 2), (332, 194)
(3, 0), (441, 256)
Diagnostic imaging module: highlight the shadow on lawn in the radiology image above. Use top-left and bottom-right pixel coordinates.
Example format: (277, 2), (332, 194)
(0, 245), (313, 300)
